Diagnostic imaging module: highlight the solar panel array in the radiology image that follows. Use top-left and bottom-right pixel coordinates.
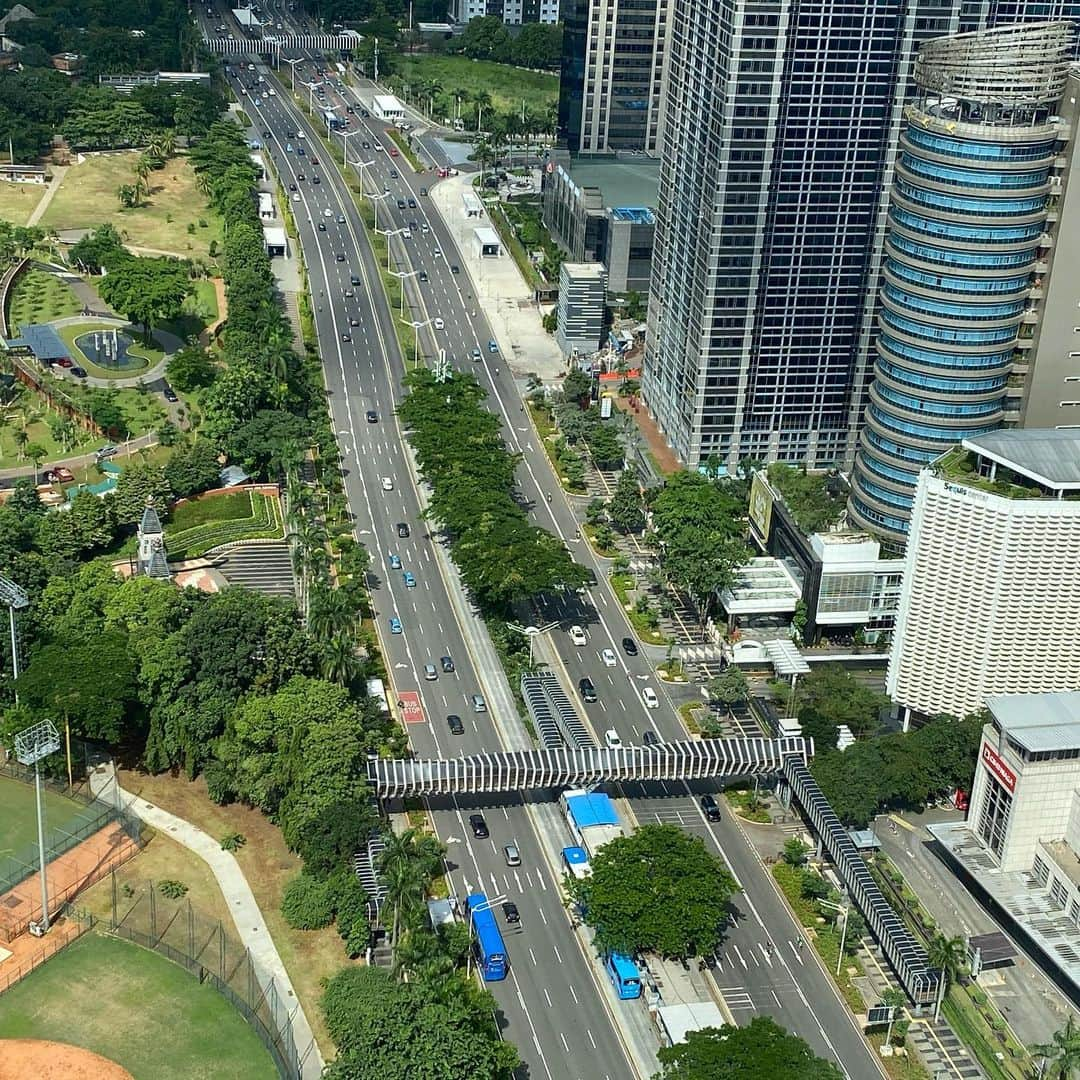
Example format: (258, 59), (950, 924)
(367, 737), (810, 798)
(538, 672), (594, 748)
(783, 757), (940, 1005)
(521, 674), (565, 750)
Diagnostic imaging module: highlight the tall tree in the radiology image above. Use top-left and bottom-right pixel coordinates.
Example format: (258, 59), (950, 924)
(97, 254), (192, 339)
(1033, 1015), (1080, 1080)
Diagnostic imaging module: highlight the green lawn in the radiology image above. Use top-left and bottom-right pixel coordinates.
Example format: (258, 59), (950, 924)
(394, 55), (558, 117)
(0, 180), (47, 226)
(0, 933), (276, 1080)
(7, 269), (82, 333)
(40, 153), (222, 265)
(165, 491), (283, 560)
(170, 490), (252, 532)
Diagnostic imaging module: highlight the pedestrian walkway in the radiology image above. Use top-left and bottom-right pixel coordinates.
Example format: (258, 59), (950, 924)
(26, 166), (67, 227)
(427, 171), (564, 381)
(88, 763), (324, 1080)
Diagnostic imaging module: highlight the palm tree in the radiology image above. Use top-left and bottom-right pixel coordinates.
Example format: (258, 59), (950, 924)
(308, 587), (354, 643)
(1033, 1015), (1080, 1079)
(473, 90), (492, 133)
(13, 427), (28, 461)
(321, 631), (360, 687)
(928, 933), (966, 1019)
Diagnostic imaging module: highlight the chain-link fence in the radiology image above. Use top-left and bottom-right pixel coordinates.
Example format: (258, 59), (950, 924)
(0, 759), (142, 902)
(95, 873), (316, 1080)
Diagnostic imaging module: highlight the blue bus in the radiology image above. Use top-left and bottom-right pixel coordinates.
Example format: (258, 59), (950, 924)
(605, 951), (642, 999)
(467, 893), (508, 981)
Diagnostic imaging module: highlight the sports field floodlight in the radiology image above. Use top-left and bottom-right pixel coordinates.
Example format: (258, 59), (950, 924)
(0, 574), (28, 704)
(15, 719), (60, 935)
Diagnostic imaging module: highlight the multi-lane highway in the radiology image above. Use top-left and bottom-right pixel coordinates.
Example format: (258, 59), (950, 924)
(221, 57), (639, 1080)
(201, 5), (883, 1072)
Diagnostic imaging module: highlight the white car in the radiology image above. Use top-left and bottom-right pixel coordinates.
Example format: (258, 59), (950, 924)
(403, 229), (412, 239)
(434, 317), (444, 330)
(267, 88), (276, 96)
(604, 728), (622, 748)
(642, 686), (659, 709)
(292, 192), (300, 201)
(381, 476), (394, 491)
(434, 246), (441, 256)
(600, 648), (617, 667)
(323, 207), (333, 217)
(374, 142), (384, 152)
(569, 626), (587, 646)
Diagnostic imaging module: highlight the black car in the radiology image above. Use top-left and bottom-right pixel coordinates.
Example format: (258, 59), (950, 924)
(440, 655), (455, 673)
(263, 129), (272, 138)
(450, 264), (460, 275)
(163, 385), (179, 403)
(502, 902), (520, 925)
(578, 677), (597, 703)
(396, 522), (410, 538)
(407, 197), (416, 208)
(341, 332), (352, 342)
(622, 637), (639, 656)
(419, 187), (428, 196)
(312, 175), (320, 184)
(447, 714), (464, 735)
(701, 795), (721, 822)
(396, 198), (406, 210)
(297, 173), (305, 182)
(360, 108), (370, 118)
(418, 270), (429, 282)
(350, 274), (361, 285)
(336, 253), (346, 262)
(642, 730), (659, 747)
(469, 814), (489, 839)
(317, 222), (327, 231)
(366, 410), (378, 423)
(288, 182), (297, 191)
(286, 130), (295, 139)
(71, 366), (87, 378)
(362, 140), (370, 149)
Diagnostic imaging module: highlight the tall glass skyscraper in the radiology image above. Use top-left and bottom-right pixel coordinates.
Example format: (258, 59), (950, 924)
(848, 22), (1074, 546)
(641, 2), (1079, 474)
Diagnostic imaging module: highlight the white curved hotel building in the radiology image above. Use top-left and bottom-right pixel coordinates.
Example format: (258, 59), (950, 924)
(888, 429), (1080, 722)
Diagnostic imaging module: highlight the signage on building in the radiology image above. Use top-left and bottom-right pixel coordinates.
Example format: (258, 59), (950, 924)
(982, 743), (1016, 793)
(748, 471), (775, 545)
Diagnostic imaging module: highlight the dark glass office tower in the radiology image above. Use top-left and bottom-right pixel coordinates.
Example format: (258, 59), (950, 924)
(642, 0), (1080, 473)
(558, 0), (669, 154)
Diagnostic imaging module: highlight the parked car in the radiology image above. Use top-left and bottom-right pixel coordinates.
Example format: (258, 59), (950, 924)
(469, 814), (489, 839)
(163, 384), (178, 403)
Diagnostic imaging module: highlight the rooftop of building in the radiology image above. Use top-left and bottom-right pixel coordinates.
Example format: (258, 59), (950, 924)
(933, 437), (1080, 499)
(987, 691), (1080, 753)
(928, 820), (1080, 1000)
(560, 155), (660, 213)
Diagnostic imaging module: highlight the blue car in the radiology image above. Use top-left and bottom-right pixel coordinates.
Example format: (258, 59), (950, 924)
(388, 554), (402, 570)
(389, 616), (402, 634)
(403, 571), (416, 588)
(488, 339), (498, 353)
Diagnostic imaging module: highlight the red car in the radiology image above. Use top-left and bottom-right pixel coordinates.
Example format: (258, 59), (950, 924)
(55, 357), (73, 368)
(389, 147), (399, 157)
(47, 467), (74, 483)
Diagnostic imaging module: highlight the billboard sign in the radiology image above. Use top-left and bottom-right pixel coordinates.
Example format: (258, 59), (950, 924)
(748, 471), (775, 545)
(982, 743), (1016, 793)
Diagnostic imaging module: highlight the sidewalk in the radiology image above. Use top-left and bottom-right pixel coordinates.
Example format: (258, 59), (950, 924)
(26, 166), (67, 227)
(0, 433), (157, 483)
(428, 172), (565, 382)
(89, 764), (324, 1080)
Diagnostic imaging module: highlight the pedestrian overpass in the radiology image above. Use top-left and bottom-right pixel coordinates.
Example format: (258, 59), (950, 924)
(202, 33), (360, 56)
(366, 736), (811, 798)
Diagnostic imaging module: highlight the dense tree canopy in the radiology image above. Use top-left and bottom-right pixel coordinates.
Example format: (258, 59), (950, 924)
(399, 368), (590, 610)
(567, 824), (739, 959)
(97, 254), (192, 338)
(794, 665), (889, 749)
(654, 1017), (843, 1080)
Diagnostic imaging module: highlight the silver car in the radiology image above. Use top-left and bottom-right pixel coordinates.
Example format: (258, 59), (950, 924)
(503, 843), (521, 867)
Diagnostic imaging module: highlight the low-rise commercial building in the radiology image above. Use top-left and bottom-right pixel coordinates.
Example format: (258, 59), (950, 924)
(888, 429), (1080, 723)
(371, 95), (405, 122)
(928, 692), (1080, 1001)
(542, 156), (658, 295)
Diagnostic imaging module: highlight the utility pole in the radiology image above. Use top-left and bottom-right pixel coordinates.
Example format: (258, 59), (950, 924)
(373, 37), (379, 84)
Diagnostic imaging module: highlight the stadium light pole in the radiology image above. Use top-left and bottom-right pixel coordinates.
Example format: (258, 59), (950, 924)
(0, 574), (29, 704)
(15, 719), (60, 935)
(466, 893), (506, 980)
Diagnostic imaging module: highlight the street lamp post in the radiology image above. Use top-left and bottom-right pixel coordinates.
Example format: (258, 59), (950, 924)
(466, 893), (506, 980)
(507, 621), (559, 667)
(368, 191), (391, 231)
(399, 317), (434, 365)
(348, 156), (375, 197)
(376, 226), (407, 272)
(282, 56), (303, 92)
(818, 898), (851, 976)
(301, 79), (318, 115)
(388, 269), (419, 316)
(0, 574), (29, 704)
(336, 125), (360, 166)
(15, 719), (60, 935)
